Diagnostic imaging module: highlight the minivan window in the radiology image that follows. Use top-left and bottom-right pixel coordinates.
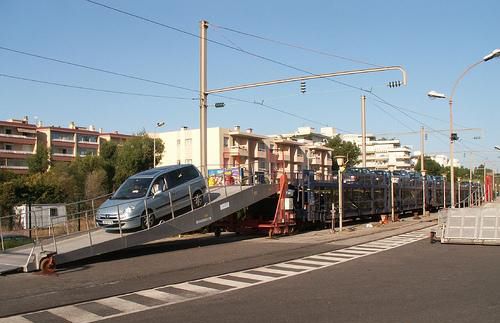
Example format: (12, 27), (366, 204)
(183, 165), (199, 182)
(113, 178), (152, 199)
(166, 169), (183, 188)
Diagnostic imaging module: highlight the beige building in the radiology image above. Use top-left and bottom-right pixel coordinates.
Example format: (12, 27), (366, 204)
(0, 117), (131, 173)
(341, 134), (412, 170)
(0, 118), (37, 174)
(156, 126), (333, 182)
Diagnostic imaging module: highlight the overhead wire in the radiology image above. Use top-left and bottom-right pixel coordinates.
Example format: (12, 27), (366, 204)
(0, 46), (198, 93)
(0, 73), (197, 100)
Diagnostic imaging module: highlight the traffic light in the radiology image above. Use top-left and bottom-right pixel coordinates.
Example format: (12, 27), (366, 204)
(451, 133), (459, 141)
(300, 81), (306, 94)
(214, 102), (225, 108)
(387, 80), (402, 88)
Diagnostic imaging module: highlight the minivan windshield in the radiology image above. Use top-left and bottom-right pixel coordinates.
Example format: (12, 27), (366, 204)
(112, 177), (152, 199)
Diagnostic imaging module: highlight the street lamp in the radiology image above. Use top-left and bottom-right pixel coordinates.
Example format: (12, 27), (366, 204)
(457, 177), (461, 208)
(442, 172), (447, 209)
(388, 164), (396, 222)
(421, 170), (426, 216)
(427, 48), (500, 208)
(335, 155), (346, 232)
(153, 121), (165, 168)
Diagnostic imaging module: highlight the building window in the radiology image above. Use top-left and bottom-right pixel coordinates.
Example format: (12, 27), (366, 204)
(5, 128), (12, 135)
(297, 149), (303, 157)
(62, 148), (67, 154)
(5, 144), (12, 151)
(49, 208), (58, 218)
(185, 138), (192, 146)
(223, 137), (229, 148)
(258, 159), (266, 170)
(185, 159), (192, 164)
(258, 142), (266, 152)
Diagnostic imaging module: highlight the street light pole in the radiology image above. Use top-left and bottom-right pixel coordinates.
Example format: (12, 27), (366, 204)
(442, 172), (447, 209)
(457, 177), (461, 208)
(421, 126), (426, 216)
(427, 48), (500, 208)
(361, 95), (367, 168)
(335, 156), (346, 232)
(153, 121), (165, 168)
(388, 164), (396, 222)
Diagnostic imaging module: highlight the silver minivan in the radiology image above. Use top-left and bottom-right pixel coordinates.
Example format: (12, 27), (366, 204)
(96, 164), (207, 231)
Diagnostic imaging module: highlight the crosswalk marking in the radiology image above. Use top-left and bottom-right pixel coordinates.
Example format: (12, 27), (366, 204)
(203, 276), (252, 288)
(135, 289), (184, 303)
(49, 305), (102, 323)
(3, 227), (432, 323)
(97, 297), (148, 313)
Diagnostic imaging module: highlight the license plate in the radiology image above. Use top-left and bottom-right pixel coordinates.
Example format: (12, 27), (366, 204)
(103, 220), (114, 225)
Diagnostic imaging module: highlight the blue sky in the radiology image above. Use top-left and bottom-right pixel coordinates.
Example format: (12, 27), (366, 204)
(1, 0), (499, 168)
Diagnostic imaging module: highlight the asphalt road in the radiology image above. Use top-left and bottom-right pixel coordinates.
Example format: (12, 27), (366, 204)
(99, 239), (500, 323)
(0, 218), (433, 318)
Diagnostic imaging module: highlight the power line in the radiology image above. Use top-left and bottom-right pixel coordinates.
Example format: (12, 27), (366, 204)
(370, 102), (416, 133)
(0, 46), (198, 93)
(211, 24), (383, 68)
(0, 73), (197, 100)
(82, 0), (374, 93)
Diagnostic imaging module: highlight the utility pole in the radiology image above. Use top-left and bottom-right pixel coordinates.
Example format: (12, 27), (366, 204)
(199, 20), (208, 177)
(421, 126), (426, 216)
(361, 95), (367, 168)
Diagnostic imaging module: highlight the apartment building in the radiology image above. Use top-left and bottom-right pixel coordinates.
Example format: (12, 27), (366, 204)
(0, 118), (37, 174)
(156, 126), (333, 182)
(0, 118), (131, 173)
(341, 134), (413, 170)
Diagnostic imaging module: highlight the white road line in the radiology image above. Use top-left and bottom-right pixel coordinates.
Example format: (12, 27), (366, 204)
(227, 272), (274, 282)
(306, 255), (346, 262)
(97, 297), (148, 314)
(291, 259), (333, 266)
(317, 255), (351, 262)
(253, 266), (296, 276)
(204, 276), (251, 288)
(49, 305), (102, 323)
(275, 263), (319, 270)
(174, 282), (220, 295)
(339, 249), (372, 255)
(348, 246), (383, 252)
(135, 289), (185, 303)
(0, 316), (32, 323)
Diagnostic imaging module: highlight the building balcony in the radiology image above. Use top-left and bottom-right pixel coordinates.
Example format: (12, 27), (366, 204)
(277, 151), (291, 161)
(52, 140), (75, 148)
(309, 157), (322, 165)
(228, 145), (249, 157)
(254, 150), (267, 159)
(0, 150), (34, 159)
(52, 154), (74, 162)
(0, 133), (36, 145)
(0, 165), (29, 174)
(78, 141), (99, 149)
(294, 155), (304, 163)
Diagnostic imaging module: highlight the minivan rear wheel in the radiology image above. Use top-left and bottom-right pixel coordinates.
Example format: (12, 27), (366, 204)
(192, 191), (204, 209)
(141, 210), (155, 229)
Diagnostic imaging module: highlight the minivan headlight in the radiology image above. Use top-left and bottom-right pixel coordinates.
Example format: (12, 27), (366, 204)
(120, 206), (135, 217)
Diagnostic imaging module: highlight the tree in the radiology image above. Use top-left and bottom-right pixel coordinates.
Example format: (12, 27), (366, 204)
(85, 169), (108, 199)
(99, 141), (118, 192)
(414, 158), (444, 176)
(114, 134), (163, 185)
(325, 135), (360, 169)
(27, 145), (50, 174)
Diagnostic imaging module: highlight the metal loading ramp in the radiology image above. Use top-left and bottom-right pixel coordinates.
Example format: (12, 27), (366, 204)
(436, 201), (500, 245)
(0, 184), (277, 274)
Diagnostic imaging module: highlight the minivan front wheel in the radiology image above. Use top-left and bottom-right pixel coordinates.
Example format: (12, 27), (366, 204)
(192, 191), (204, 209)
(141, 211), (155, 229)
